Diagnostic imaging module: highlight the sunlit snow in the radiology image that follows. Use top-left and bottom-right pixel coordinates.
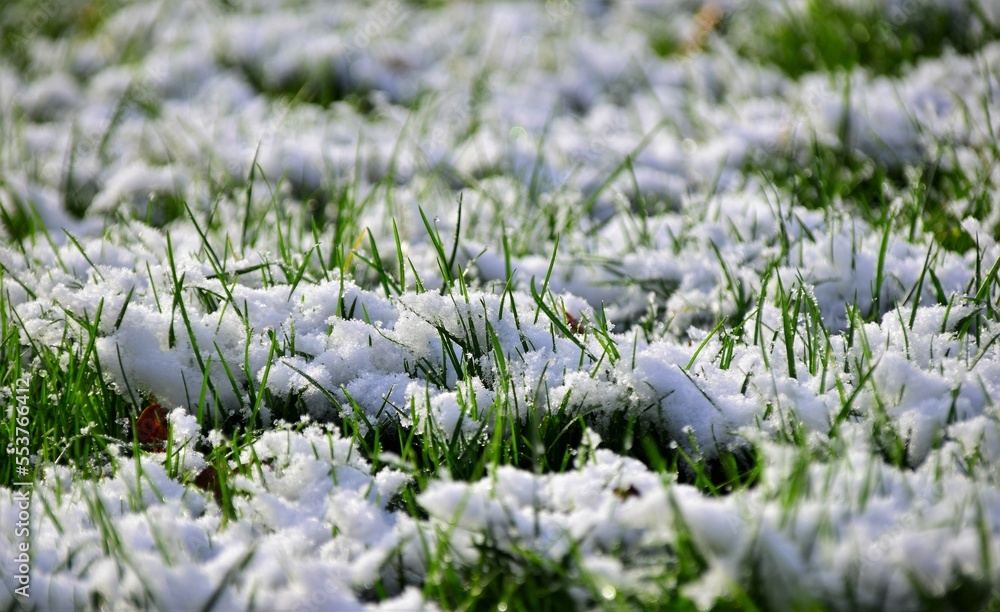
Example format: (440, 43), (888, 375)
(2, 0), (1000, 609)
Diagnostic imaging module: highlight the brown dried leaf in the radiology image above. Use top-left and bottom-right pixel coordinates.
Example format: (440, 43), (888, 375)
(564, 310), (585, 335)
(135, 401), (170, 449)
(192, 465), (223, 505)
(613, 485), (641, 500)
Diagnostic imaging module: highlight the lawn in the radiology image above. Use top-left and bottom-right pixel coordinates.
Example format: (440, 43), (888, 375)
(2, 0), (1000, 609)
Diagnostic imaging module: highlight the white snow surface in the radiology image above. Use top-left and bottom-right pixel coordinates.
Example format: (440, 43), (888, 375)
(2, 0), (1000, 609)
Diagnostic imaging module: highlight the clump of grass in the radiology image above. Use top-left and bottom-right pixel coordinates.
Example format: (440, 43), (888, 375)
(725, 0), (999, 78)
(744, 134), (999, 253)
(1, 0), (121, 71)
(0, 192), (42, 245)
(0, 291), (133, 483)
(228, 59), (356, 109)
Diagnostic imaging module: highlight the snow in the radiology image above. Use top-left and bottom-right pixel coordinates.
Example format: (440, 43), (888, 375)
(2, 0), (1000, 608)
(2, 423), (422, 610)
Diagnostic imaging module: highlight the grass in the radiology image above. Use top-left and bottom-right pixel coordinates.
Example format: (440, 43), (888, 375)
(3, 1), (1000, 610)
(0, 0), (121, 71)
(743, 131), (1000, 254)
(4, 162), (995, 609)
(723, 0), (1000, 79)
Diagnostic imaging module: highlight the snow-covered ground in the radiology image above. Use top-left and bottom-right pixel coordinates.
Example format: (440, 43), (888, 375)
(2, 0), (1000, 609)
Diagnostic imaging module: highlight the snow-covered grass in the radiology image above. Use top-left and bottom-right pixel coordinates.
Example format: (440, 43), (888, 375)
(3, 0), (1000, 609)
